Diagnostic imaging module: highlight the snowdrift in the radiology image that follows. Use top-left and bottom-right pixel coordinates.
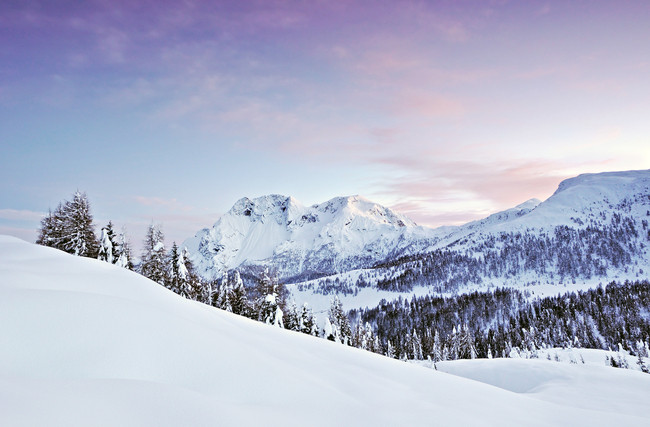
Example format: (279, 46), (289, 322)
(1, 236), (649, 426)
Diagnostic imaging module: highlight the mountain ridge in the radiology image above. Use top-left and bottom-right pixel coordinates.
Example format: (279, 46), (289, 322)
(185, 169), (650, 288)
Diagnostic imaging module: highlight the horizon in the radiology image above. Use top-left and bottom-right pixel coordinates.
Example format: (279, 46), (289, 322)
(2, 1), (649, 250)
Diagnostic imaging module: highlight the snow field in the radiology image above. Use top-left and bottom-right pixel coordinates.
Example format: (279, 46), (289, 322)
(1, 235), (649, 426)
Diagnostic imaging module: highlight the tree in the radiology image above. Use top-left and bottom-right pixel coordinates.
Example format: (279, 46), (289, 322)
(166, 243), (181, 294)
(458, 324), (477, 360)
(329, 296), (352, 345)
(230, 271), (249, 317)
(216, 273), (233, 312)
(114, 231), (133, 270)
(140, 224), (167, 285)
(97, 222), (116, 263)
(36, 192), (98, 257)
(255, 269), (288, 324)
(36, 206), (63, 249)
(284, 301), (300, 332)
(259, 293), (283, 327)
(60, 191), (98, 257)
(178, 246), (206, 302)
(299, 303), (317, 336)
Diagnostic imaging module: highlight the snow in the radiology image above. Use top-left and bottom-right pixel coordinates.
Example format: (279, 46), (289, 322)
(2, 235), (650, 425)
(184, 194), (437, 280)
(432, 350), (650, 420)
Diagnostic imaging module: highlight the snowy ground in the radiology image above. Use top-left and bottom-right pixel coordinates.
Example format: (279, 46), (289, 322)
(431, 351), (650, 420)
(2, 235), (650, 426)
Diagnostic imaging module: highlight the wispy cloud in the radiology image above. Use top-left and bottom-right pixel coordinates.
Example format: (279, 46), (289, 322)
(0, 209), (44, 221)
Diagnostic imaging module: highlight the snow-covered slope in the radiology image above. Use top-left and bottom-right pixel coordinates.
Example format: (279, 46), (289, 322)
(184, 194), (438, 281)
(1, 235), (650, 426)
(287, 170), (650, 308)
(440, 169), (650, 245)
(186, 170), (650, 291)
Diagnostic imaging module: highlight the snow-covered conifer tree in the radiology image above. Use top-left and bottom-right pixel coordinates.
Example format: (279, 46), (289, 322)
(140, 224), (167, 285)
(114, 231), (133, 269)
(37, 192), (98, 257)
(284, 301), (300, 331)
(97, 222), (116, 263)
(386, 340), (396, 359)
(299, 303), (316, 336)
(432, 332), (443, 362)
(329, 296), (351, 345)
(230, 271), (249, 317)
(166, 243), (181, 294)
(36, 206), (64, 249)
(60, 191), (98, 257)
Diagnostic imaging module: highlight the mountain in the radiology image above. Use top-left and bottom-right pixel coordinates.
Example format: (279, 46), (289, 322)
(184, 194), (438, 281)
(1, 235), (649, 425)
(435, 169), (650, 247)
(185, 170), (650, 308)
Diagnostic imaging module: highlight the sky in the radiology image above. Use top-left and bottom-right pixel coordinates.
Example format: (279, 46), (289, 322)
(1, 0), (649, 250)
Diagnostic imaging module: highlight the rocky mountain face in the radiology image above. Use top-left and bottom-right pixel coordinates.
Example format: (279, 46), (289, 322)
(183, 194), (439, 282)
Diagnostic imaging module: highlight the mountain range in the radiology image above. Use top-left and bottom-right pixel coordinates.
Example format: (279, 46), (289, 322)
(185, 170), (650, 299)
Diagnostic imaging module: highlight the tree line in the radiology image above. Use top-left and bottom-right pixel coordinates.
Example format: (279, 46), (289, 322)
(354, 281), (650, 371)
(35, 192), (355, 344)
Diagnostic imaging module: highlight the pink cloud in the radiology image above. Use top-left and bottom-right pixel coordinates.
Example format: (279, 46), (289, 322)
(389, 92), (466, 118)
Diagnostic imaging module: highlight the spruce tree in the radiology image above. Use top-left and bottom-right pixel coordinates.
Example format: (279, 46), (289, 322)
(97, 222), (116, 263)
(36, 192), (98, 258)
(166, 243), (181, 294)
(140, 224), (167, 285)
(329, 296), (352, 345)
(114, 231), (133, 270)
(284, 300), (300, 331)
(60, 191), (98, 257)
(36, 206), (64, 249)
(299, 303), (317, 336)
(230, 271), (249, 317)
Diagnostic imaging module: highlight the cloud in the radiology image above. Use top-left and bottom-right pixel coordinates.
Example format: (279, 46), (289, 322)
(132, 196), (195, 212)
(0, 209), (44, 221)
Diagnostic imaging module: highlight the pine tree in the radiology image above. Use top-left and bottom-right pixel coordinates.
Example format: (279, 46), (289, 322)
(284, 300), (300, 331)
(140, 224), (167, 285)
(97, 222), (116, 263)
(254, 268), (287, 322)
(386, 340), (396, 359)
(114, 231), (133, 270)
(60, 191), (98, 257)
(432, 331), (443, 362)
(299, 303), (317, 336)
(230, 271), (249, 317)
(329, 296), (352, 345)
(323, 317), (335, 341)
(412, 329), (424, 360)
(179, 247), (205, 302)
(166, 243), (181, 294)
(635, 341), (648, 372)
(258, 293), (283, 327)
(36, 206), (63, 249)
(216, 273), (232, 310)
(36, 192), (98, 257)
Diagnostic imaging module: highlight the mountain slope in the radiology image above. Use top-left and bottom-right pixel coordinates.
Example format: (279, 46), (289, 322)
(288, 170), (650, 308)
(184, 194), (438, 281)
(1, 235), (649, 426)
(436, 169), (650, 247)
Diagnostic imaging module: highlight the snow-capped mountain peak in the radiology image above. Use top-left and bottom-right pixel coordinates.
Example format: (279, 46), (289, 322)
(184, 194), (433, 280)
(227, 194), (305, 226)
